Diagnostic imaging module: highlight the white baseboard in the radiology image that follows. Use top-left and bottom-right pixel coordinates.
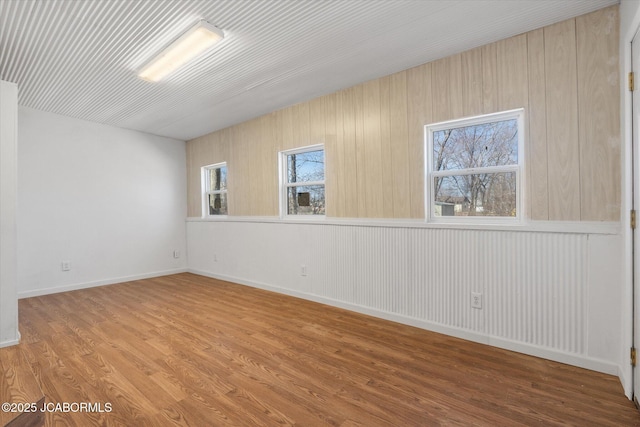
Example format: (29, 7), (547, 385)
(0, 331), (20, 348)
(619, 364), (633, 399)
(189, 268), (620, 377)
(0, 339), (20, 348)
(18, 268), (188, 299)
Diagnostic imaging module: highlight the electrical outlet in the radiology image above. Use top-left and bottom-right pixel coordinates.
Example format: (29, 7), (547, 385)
(173, 250), (180, 259)
(61, 261), (71, 272)
(471, 292), (482, 309)
(301, 265), (307, 276)
(213, 253), (218, 262)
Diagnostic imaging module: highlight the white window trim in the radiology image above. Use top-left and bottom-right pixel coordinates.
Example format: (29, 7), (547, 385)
(424, 108), (526, 225)
(202, 162), (228, 217)
(278, 144), (326, 219)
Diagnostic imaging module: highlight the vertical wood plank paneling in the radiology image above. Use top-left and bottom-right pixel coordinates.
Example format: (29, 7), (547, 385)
(219, 128), (233, 214)
(363, 79), (383, 217)
(332, 93), (347, 217)
(309, 97), (328, 214)
(481, 43), (498, 114)
(259, 113), (278, 216)
(341, 88), (359, 218)
(461, 47), (483, 117)
(273, 108), (284, 153)
(527, 28), (549, 221)
(431, 58), (450, 123)
(280, 105), (295, 151)
(227, 126), (240, 215)
(406, 63), (430, 218)
(276, 106), (294, 216)
(232, 122), (249, 215)
(251, 119), (263, 216)
(309, 97), (325, 147)
(354, 84), (367, 217)
(496, 34), (529, 111)
(186, 8), (620, 222)
(241, 122), (256, 215)
(449, 54), (464, 120)
(576, 6), (620, 221)
(379, 76), (394, 218)
(389, 71), (411, 218)
(544, 19), (581, 221)
(246, 119), (261, 215)
(432, 54), (463, 122)
(323, 95), (338, 217)
(217, 131), (231, 168)
(297, 102), (311, 150)
(272, 111), (284, 214)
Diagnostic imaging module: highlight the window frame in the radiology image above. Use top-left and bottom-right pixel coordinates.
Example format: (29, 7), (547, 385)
(424, 108), (525, 224)
(278, 144), (326, 219)
(202, 162), (228, 217)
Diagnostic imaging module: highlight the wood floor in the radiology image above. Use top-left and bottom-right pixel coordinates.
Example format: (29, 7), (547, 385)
(0, 345), (44, 427)
(2, 273), (639, 426)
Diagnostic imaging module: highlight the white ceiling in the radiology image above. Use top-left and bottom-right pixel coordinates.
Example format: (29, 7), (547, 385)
(0, 0), (618, 141)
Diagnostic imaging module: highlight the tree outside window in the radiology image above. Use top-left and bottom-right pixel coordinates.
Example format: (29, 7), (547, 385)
(281, 146), (325, 216)
(203, 163), (227, 216)
(426, 109), (524, 222)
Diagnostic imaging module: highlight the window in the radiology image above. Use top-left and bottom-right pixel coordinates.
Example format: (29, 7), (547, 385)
(425, 109), (524, 222)
(279, 145), (325, 217)
(202, 162), (227, 216)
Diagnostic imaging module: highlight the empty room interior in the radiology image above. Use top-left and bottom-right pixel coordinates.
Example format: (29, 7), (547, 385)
(4, 0), (640, 425)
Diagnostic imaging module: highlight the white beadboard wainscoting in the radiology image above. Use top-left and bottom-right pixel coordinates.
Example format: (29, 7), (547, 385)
(187, 218), (624, 377)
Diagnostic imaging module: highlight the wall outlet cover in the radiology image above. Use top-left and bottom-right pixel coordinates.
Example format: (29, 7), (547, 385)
(471, 292), (482, 309)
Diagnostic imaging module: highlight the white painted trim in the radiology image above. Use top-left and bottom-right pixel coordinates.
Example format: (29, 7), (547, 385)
(0, 337), (20, 349)
(189, 268), (619, 376)
(17, 268), (188, 299)
(0, 80), (19, 347)
(619, 0), (640, 399)
(202, 162), (228, 217)
(186, 216), (620, 235)
(279, 144), (326, 219)
(0, 331), (20, 349)
(425, 108), (525, 225)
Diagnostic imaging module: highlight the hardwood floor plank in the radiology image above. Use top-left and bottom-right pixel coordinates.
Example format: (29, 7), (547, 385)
(0, 346), (44, 427)
(1, 273), (638, 426)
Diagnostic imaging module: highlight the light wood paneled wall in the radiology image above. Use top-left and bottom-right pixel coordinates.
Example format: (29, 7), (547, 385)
(187, 6), (620, 221)
(577, 6), (620, 221)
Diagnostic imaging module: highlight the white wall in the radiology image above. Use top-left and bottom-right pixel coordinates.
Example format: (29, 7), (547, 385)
(187, 218), (624, 377)
(0, 80), (19, 347)
(17, 107), (187, 297)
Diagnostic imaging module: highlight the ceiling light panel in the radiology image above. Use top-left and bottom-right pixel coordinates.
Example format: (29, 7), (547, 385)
(138, 20), (224, 82)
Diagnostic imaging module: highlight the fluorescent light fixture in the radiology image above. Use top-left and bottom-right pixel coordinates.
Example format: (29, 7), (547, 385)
(138, 20), (224, 82)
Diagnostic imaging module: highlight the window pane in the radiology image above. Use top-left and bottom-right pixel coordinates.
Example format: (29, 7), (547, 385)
(208, 166), (227, 191)
(287, 185), (325, 215)
(208, 192), (227, 215)
(433, 119), (518, 171)
(287, 150), (324, 183)
(434, 172), (516, 217)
